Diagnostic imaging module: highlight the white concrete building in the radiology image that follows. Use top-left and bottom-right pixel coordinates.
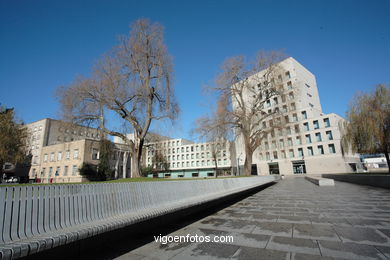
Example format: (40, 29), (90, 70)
(235, 57), (361, 175)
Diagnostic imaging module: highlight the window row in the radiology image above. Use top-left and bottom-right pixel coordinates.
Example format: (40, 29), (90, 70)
(148, 159), (229, 168)
(40, 165), (78, 177)
(58, 128), (100, 139)
(262, 130), (334, 149)
(260, 144), (336, 160)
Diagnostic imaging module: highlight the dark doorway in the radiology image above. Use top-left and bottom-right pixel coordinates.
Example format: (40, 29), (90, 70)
(268, 163), (280, 175)
(251, 164), (258, 175)
(292, 160), (306, 174)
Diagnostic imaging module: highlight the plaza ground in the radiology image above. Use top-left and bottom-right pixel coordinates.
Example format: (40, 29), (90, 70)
(116, 177), (390, 260)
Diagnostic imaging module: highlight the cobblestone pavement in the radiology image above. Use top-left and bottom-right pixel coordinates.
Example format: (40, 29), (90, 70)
(116, 177), (390, 260)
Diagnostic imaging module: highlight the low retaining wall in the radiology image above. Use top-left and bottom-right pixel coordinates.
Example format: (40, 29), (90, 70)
(322, 174), (390, 189)
(0, 176), (278, 259)
(305, 176), (334, 186)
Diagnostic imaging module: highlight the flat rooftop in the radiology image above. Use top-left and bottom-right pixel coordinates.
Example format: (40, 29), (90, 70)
(117, 177), (390, 259)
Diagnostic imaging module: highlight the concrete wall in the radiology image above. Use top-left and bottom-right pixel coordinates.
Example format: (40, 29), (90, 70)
(322, 174), (390, 189)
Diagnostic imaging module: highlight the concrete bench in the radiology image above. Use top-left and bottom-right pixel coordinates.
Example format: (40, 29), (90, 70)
(0, 176), (278, 259)
(305, 176), (334, 186)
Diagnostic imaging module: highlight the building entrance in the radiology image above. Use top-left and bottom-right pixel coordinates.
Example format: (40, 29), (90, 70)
(268, 163), (280, 175)
(292, 160), (306, 174)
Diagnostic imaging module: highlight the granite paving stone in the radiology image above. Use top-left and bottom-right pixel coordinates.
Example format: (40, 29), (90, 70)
(293, 224), (341, 241)
(266, 236), (321, 255)
(231, 246), (290, 260)
(318, 240), (388, 260)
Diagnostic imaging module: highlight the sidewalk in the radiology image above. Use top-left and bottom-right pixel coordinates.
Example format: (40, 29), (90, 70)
(116, 177), (390, 260)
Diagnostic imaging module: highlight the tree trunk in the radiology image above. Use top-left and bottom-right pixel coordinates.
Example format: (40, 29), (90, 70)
(130, 137), (144, 178)
(384, 150), (390, 174)
(214, 158), (218, 178)
(243, 147), (253, 176)
(131, 153), (141, 178)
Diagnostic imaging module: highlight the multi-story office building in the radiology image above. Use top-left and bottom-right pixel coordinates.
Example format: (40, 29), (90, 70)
(144, 138), (234, 178)
(235, 57), (361, 175)
(114, 134), (235, 178)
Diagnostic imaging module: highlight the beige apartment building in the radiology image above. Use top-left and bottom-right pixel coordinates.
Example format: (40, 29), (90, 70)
(26, 119), (102, 182)
(235, 57), (361, 175)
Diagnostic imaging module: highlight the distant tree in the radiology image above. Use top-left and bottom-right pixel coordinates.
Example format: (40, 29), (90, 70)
(0, 106), (29, 174)
(79, 163), (102, 181)
(199, 51), (288, 175)
(57, 19), (179, 178)
(98, 139), (115, 180)
(341, 84), (390, 172)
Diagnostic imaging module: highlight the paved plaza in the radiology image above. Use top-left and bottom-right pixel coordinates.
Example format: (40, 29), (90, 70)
(116, 177), (390, 260)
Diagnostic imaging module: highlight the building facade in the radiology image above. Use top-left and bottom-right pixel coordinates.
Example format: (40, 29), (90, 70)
(143, 138), (235, 178)
(235, 57), (361, 175)
(26, 118), (102, 180)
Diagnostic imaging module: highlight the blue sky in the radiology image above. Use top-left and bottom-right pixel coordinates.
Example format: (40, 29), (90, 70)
(1, 0), (389, 140)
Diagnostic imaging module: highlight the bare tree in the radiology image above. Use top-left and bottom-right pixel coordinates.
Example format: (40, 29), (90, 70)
(341, 84), (390, 172)
(195, 98), (230, 177)
(200, 51), (287, 176)
(57, 19), (178, 178)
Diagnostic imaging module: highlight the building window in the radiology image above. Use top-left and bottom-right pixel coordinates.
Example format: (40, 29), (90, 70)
(307, 93), (312, 98)
(294, 124), (300, 133)
(318, 145), (324, 155)
(296, 136), (302, 145)
(308, 147), (313, 156)
(287, 82), (293, 90)
(66, 150), (70, 160)
(44, 154), (48, 162)
(48, 167), (53, 177)
(271, 141), (276, 149)
(326, 130), (333, 140)
(328, 144), (336, 154)
(72, 165), (78, 176)
(265, 142), (269, 150)
(285, 71), (291, 79)
(298, 148), (304, 157)
(42, 168), (46, 176)
(303, 122), (310, 131)
(315, 132), (322, 142)
(324, 118), (330, 127)
(286, 127), (292, 135)
(50, 152), (55, 162)
(57, 152), (62, 161)
(301, 111), (307, 119)
(92, 148), (99, 160)
(313, 120), (319, 129)
(305, 83), (311, 88)
(273, 151), (278, 159)
(73, 149), (79, 159)
(293, 113), (298, 122)
(273, 97), (278, 105)
(279, 139), (284, 148)
(55, 166), (60, 176)
(281, 150), (286, 158)
(282, 105), (288, 113)
(305, 134), (312, 144)
(291, 103), (296, 110)
(266, 152), (270, 160)
(287, 138), (293, 146)
(289, 150), (294, 158)
(289, 92), (294, 100)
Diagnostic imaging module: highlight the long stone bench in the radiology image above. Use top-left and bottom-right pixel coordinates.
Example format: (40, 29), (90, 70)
(0, 176), (278, 259)
(305, 176), (334, 186)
